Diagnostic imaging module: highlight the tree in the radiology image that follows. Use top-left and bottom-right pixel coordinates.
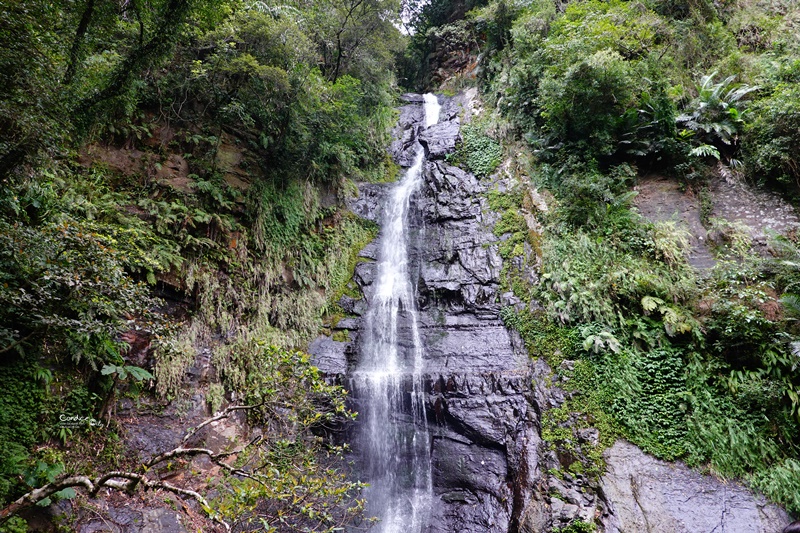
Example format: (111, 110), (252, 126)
(309, 0), (404, 83)
(0, 0), (230, 180)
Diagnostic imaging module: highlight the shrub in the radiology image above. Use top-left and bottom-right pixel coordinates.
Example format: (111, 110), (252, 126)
(750, 459), (800, 514)
(676, 71), (759, 157)
(600, 347), (688, 460)
(0, 218), (158, 369)
(452, 122), (502, 177)
(537, 50), (639, 157)
(502, 0), (677, 163)
(538, 230), (697, 331)
(541, 162), (638, 231)
(743, 82), (800, 188)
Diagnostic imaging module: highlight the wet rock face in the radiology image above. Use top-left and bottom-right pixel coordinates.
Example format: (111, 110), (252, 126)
(406, 94), (540, 532)
(600, 441), (790, 532)
(420, 122), (461, 160)
(313, 92), (543, 532)
(346, 182), (389, 224)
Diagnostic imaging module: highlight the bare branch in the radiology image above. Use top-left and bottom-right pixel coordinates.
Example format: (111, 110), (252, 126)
(0, 470), (230, 532)
(0, 405), (265, 530)
(0, 476), (94, 521)
(181, 402), (264, 444)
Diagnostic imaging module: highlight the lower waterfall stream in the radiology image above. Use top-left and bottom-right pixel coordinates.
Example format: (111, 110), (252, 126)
(349, 93), (441, 532)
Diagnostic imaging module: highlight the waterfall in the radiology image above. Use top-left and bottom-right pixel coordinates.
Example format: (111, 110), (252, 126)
(351, 93), (440, 532)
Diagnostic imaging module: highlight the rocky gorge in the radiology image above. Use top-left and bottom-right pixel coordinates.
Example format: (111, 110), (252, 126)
(309, 92), (794, 533)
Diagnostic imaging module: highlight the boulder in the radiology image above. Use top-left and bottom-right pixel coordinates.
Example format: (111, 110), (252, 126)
(599, 440), (791, 533)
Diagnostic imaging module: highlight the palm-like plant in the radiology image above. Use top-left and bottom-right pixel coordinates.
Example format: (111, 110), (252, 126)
(677, 71), (759, 148)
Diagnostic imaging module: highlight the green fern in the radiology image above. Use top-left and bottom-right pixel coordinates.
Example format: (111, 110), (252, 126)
(781, 294), (800, 318)
(677, 71), (759, 147)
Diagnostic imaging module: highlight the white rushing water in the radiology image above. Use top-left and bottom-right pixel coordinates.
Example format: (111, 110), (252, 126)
(351, 93), (440, 533)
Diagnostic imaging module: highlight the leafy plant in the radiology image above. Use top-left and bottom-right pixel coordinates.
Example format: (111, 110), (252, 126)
(677, 72), (759, 151)
(476, 0), (800, 516)
(538, 228), (696, 331)
(602, 347), (689, 460)
(100, 364), (154, 383)
(553, 520), (596, 533)
(743, 81), (800, 187)
(0, 218), (158, 364)
(451, 122), (503, 177)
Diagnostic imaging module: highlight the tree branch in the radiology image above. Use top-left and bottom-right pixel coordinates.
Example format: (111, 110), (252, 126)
(63, 0), (97, 86)
(181, 402), (264, 445)
(0, 330), (37, 355)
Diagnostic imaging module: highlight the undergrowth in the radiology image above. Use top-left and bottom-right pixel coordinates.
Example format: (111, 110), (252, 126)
(496, 159), (800, 512)
(487, 124), (800, 515)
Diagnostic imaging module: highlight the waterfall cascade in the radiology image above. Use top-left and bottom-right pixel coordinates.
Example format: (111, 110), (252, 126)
(350, 94), (441, 532)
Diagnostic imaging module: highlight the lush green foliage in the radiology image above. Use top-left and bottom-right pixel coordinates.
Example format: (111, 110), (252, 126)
(0, 216), (158, 368)
(450, 122), (502, 177)
(465, 0), (798, 181)
(210, 343), (366, 531)
(553, 520), (596, 533)
(0, 0), (401, 527)
(677, 72), (758, 153)
(0, 361), (46, 503)
(744, 79), (800, 188)
(500, 200), (800, 511)
(496, 0), (682, 163)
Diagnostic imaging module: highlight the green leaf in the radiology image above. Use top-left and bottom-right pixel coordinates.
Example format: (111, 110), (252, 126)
(689, 144), (721, 160)
(125, 365), (154, 382)
(37, 497), (52, 507)
(641, 296), (664, 313)
(54, 487), (77, 500)
(100, 364), (120, 376)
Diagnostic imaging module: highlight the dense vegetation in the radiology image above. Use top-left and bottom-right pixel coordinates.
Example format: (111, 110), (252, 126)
(407, 0), (800, 521)
(0, 0), (399, 529)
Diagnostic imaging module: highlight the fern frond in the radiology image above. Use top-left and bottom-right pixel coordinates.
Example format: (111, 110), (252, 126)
(781, 293), (800, 317)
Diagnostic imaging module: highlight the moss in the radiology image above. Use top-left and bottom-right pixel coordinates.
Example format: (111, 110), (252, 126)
(553, 521), (596, 533)
(501, 309), (580, 366)
(502, 310), (616, 478)
(324, 214), (379, 309)
(332, 330), (350, 342)
(487, 188), (524, 211)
